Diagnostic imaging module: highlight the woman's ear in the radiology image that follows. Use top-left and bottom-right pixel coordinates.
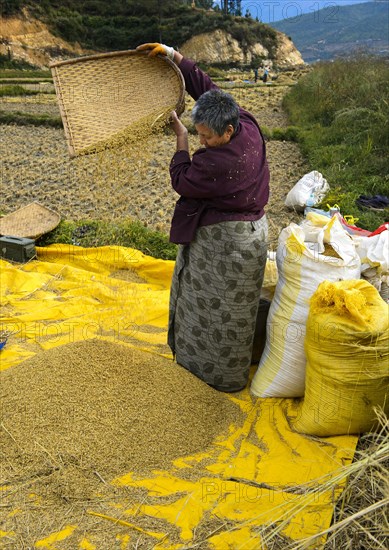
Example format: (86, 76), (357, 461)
(225, 124), (234, 139)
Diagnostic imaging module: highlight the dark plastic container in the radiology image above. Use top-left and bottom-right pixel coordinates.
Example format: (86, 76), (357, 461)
(0, 235), (36, 263)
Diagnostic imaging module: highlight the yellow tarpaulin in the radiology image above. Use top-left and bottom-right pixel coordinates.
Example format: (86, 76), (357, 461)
(0, 245), (358, 549)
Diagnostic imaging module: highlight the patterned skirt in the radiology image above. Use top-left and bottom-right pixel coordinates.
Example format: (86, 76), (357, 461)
(168, 217), (268, 392)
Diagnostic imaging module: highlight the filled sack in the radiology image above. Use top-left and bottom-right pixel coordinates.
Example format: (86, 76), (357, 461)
(292, 280), (389, 436)
(250, 217), (361, 398)
(353, 225), (389, 301)
(285, 171), (329, 211)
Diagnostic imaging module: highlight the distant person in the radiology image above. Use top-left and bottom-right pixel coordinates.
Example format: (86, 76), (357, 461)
(262, 67), (269, 83)
(137, 42), (270, 393)
(253, 67), (258, 83)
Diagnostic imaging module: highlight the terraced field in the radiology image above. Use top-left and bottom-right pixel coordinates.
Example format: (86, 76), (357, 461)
(0, 75), (307, 248)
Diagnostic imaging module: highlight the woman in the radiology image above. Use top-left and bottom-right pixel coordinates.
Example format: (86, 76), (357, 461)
(137, 43), (270, 392)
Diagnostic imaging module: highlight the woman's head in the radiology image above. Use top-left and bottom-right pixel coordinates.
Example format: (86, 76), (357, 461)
(191, 89), (239, 147)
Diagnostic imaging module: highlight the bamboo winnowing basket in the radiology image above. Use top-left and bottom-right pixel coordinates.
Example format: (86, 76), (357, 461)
(0, 202), (61, 239)
(50, 51), (185, 157)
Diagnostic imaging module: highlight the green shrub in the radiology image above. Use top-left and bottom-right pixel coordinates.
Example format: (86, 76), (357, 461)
(271, 126), (300, 142)
(0, 54), (42, 71)
(1, 0), (22, 16)
(0, 84), (41, 96)
(38, 220), (177, 260)
(0, 67), (51, 78)
(0, 111), (62, 127)
(284, 56), (389, 128)
(259, 125), (300, 142)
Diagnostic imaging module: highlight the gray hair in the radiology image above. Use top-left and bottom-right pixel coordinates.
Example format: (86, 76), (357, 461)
(191, 89), (239, 136)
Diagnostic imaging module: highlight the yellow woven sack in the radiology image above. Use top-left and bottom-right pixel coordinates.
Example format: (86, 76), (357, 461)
(292, 279), (389, 436)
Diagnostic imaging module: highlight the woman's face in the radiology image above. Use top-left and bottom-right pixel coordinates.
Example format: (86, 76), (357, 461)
(195, 123), (234, 148)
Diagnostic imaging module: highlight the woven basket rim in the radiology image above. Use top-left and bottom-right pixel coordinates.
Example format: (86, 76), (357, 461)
(50, 50), (186, 158)
(50, 49), (176, 68)
(0, 202), (61, 239)
(49, 50), (185, 97)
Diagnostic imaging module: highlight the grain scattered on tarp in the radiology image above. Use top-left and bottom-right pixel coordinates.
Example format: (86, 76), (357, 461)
(1, 339), (243, 484)
(0, 339), (244, 548)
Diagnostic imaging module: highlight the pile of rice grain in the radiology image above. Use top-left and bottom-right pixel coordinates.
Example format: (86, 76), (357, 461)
(0, 340), (243, 485)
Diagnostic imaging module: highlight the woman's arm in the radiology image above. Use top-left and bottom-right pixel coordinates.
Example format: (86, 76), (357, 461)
(136, 42), (218, 100)
(178, 58), (219, 101)
(173, 50), (183, 65)
(170, 110), (188, 153)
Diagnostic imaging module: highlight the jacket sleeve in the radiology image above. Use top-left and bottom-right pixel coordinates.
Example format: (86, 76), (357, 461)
(170, 149), (232, 199)
(179, 57), (219, 101)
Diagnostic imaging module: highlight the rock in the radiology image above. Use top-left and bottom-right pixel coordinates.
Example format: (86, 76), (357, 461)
(180, 30), (244, 64)
(273, 31), (305, 67)
(0, 9), (94, 68)
(180, 28), (303, 67)
(251, 42), (269, 60)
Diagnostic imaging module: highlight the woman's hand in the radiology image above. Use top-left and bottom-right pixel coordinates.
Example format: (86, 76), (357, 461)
(136, 43), (174, 60)
(170, 111), (189, 153)
(170, 111), (188, 137)
(136, 43), (183, 65)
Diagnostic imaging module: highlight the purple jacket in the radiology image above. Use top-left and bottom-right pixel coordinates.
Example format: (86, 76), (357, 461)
(169, 58), (270, 245)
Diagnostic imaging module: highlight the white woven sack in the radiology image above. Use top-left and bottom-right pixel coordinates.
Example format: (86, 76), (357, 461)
(353, 227), (389, 298)
(250, 216), (361, 398)
(285, 170), (329, 211)
(353, 227), (389, 279)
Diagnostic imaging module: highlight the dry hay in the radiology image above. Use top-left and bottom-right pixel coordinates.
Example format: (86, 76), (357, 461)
(0, 339), (244, 547)
(323, 409), (389, 550)
(109, 268), (147, 284)
(251, 409), (389, 550)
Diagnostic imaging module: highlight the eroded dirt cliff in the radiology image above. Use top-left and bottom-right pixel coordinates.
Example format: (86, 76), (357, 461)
(1, 11), (304, 68)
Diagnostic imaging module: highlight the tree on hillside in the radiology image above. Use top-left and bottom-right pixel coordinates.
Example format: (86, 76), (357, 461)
(1, 0), (22, 15)
(230, 1), (242, 16)
(169, 1), (214, 8)
(194, 0), (214, 8)
(218, 1), (242, 15)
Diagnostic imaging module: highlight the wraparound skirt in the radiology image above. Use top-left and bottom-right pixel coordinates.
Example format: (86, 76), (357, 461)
(168, 217), (268, 392)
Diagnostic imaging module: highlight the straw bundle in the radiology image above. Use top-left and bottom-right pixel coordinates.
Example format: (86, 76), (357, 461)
(322, 409), (389, 550)
(50, 51), (185, 157)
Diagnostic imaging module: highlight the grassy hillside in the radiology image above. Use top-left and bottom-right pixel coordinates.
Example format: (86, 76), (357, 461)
(2, 0), (278, 63)
(283, 55), (389, 231)
(272, 1), (389, 62)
